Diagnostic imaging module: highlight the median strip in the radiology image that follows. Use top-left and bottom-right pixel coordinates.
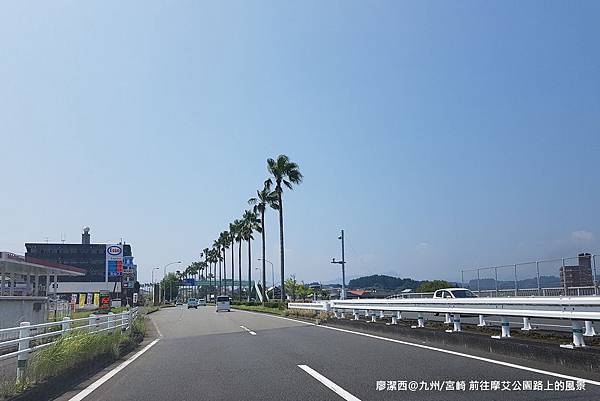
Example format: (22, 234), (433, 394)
(298, 364), (361, 401)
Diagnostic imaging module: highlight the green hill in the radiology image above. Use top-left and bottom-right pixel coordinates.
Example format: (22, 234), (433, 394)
(348, 275), (421, 291)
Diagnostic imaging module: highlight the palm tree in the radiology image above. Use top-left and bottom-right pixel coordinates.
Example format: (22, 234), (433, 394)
(213, 240), (223, 294)
(228, 223), (237, 296)
(267, 154), (303, 300)
(218, 231), (229, 295)
(249, 182), (278, 303)
(209, 245), (218, 295)
(233, 219), (244, 301)
(201, 248), (210, 299)
(242, 210), (261, 300)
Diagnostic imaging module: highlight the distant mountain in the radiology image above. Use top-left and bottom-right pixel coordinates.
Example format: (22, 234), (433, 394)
(348, 274), (421, 291)
(467, 275), (561, 290)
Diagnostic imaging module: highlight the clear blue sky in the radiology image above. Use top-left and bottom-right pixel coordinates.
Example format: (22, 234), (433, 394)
(1, 1), (599, 285)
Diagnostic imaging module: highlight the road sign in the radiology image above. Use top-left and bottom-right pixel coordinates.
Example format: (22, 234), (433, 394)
(106, 244), (124, 277)
(99, 290), (111, 312)
(183, 278), (195, 286)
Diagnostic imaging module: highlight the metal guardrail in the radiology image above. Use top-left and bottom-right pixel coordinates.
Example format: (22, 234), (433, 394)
(288, 298), (600, 349)
(0, 308), (138, 380)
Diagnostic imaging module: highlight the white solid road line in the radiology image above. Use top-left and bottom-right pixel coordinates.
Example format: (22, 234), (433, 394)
(235, 309), (600, 386)
(67, 338), (160, 401)
(298, 364), (362, 401)
(240, 325), (257, 335)
(151, 316), (163, 338)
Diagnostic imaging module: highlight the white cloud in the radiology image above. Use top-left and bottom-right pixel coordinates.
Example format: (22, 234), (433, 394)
(571, 230), (594, 242)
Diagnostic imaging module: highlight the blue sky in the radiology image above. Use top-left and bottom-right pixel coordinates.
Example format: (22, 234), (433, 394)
(1, 1), (599, 285)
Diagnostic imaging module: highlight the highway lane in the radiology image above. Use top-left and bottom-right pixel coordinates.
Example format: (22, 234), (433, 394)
(58, 306), (600, 401)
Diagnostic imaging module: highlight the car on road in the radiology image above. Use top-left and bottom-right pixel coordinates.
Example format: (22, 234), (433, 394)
(176, 299), (183, 306)
(198, 298), (206, 306)
(216, 295), (231, 312)
(433, 288), (477, 299)
(187, 298), (199, 309)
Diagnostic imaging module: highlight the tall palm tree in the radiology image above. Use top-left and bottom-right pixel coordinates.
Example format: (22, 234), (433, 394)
(242, 210), (261, 300)
(212, 241), (222, 294)
(228, 223), (237, 296)
(218, 231), (230, 295)
(201, 248), (210, 298)
(267, 154), (303, 300)
(210, 248), (219, 294)
(233, 219), (244, 301)
(249, 182), (278, 303)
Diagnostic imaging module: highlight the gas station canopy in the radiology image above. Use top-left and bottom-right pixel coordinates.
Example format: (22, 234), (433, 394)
(0, 252), (86, 277)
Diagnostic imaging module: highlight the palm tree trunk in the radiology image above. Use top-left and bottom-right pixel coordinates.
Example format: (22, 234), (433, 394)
(223, 249), (227, 296)
(218, 259), (222, 295)
(261, 209), (267, 303)
(238, 241), (242, 301)
(278, 189), (285, 300)
(247, 238), (252, 301)
(230, 242), (235, 296)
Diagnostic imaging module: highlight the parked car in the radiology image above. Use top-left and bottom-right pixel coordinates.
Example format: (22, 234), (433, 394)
(433, 288), (477, 299)
(216, 295), (231, 312)
(197, 298), (206, 306)
(187, 298), (199, 309)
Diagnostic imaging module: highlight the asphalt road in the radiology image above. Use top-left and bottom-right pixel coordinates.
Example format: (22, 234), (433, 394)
(56, 306), (600, 401)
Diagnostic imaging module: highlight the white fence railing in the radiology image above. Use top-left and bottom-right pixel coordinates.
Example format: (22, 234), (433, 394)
(0, 308), (138, 380)
(287, 298), (600, 349)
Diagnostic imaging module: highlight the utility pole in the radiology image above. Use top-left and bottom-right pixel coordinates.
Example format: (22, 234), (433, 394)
(331, 229), (347, 300)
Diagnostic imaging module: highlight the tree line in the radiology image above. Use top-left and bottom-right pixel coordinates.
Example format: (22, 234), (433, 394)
(164, 154), (303, 303)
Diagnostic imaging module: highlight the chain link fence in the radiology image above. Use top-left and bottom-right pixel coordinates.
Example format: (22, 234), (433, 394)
(461, 253), (598, 297)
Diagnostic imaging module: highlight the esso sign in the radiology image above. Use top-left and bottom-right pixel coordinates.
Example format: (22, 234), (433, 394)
(107, 246), (122, 256)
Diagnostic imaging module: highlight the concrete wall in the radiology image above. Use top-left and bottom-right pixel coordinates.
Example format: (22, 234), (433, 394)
(0, 296), (48, 329)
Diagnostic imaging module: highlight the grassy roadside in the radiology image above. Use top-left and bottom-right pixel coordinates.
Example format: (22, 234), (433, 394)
(231, 304), (287, 316)
(231, 304), (330, 323)
(0, 307), (155, 401)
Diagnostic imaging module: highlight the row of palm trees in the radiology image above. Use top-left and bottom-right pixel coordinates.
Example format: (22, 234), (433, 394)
(182, 155), (303, 302)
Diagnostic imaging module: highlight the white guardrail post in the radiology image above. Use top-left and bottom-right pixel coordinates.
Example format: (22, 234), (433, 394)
(88, 314), (94, 333)
(444, 313), (452, 324)
(62, 317), (71, 335)
(561, 321), (586, 349)
(584, 320), (596, 337)
(108, 312), (115, 333)
(16, 322), (30, 381)
(492, 317), (511, 339)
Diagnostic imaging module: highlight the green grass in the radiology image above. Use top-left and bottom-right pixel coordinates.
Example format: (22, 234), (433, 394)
(231, 305), (287, 316)
(70, 306), (128, 320)
(0, 314), (149, 400)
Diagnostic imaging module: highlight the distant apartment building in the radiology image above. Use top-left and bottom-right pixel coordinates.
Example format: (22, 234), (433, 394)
(560, 253), (594, 288)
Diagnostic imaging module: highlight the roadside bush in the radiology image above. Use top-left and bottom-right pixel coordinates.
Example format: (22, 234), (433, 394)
(27, 331), (123, 384)
(285, 309), (317, 319)
(26, 315), (146, 386)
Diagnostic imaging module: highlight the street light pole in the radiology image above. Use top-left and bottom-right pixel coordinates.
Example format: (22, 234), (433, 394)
(151, 267), (160, 305)
(331, 229), (347, 300)
(258, 258), (275, 300)
(161, 261), (181, 303)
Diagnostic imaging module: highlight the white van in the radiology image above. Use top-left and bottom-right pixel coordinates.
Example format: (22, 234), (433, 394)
(216, 295), (231, 312)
